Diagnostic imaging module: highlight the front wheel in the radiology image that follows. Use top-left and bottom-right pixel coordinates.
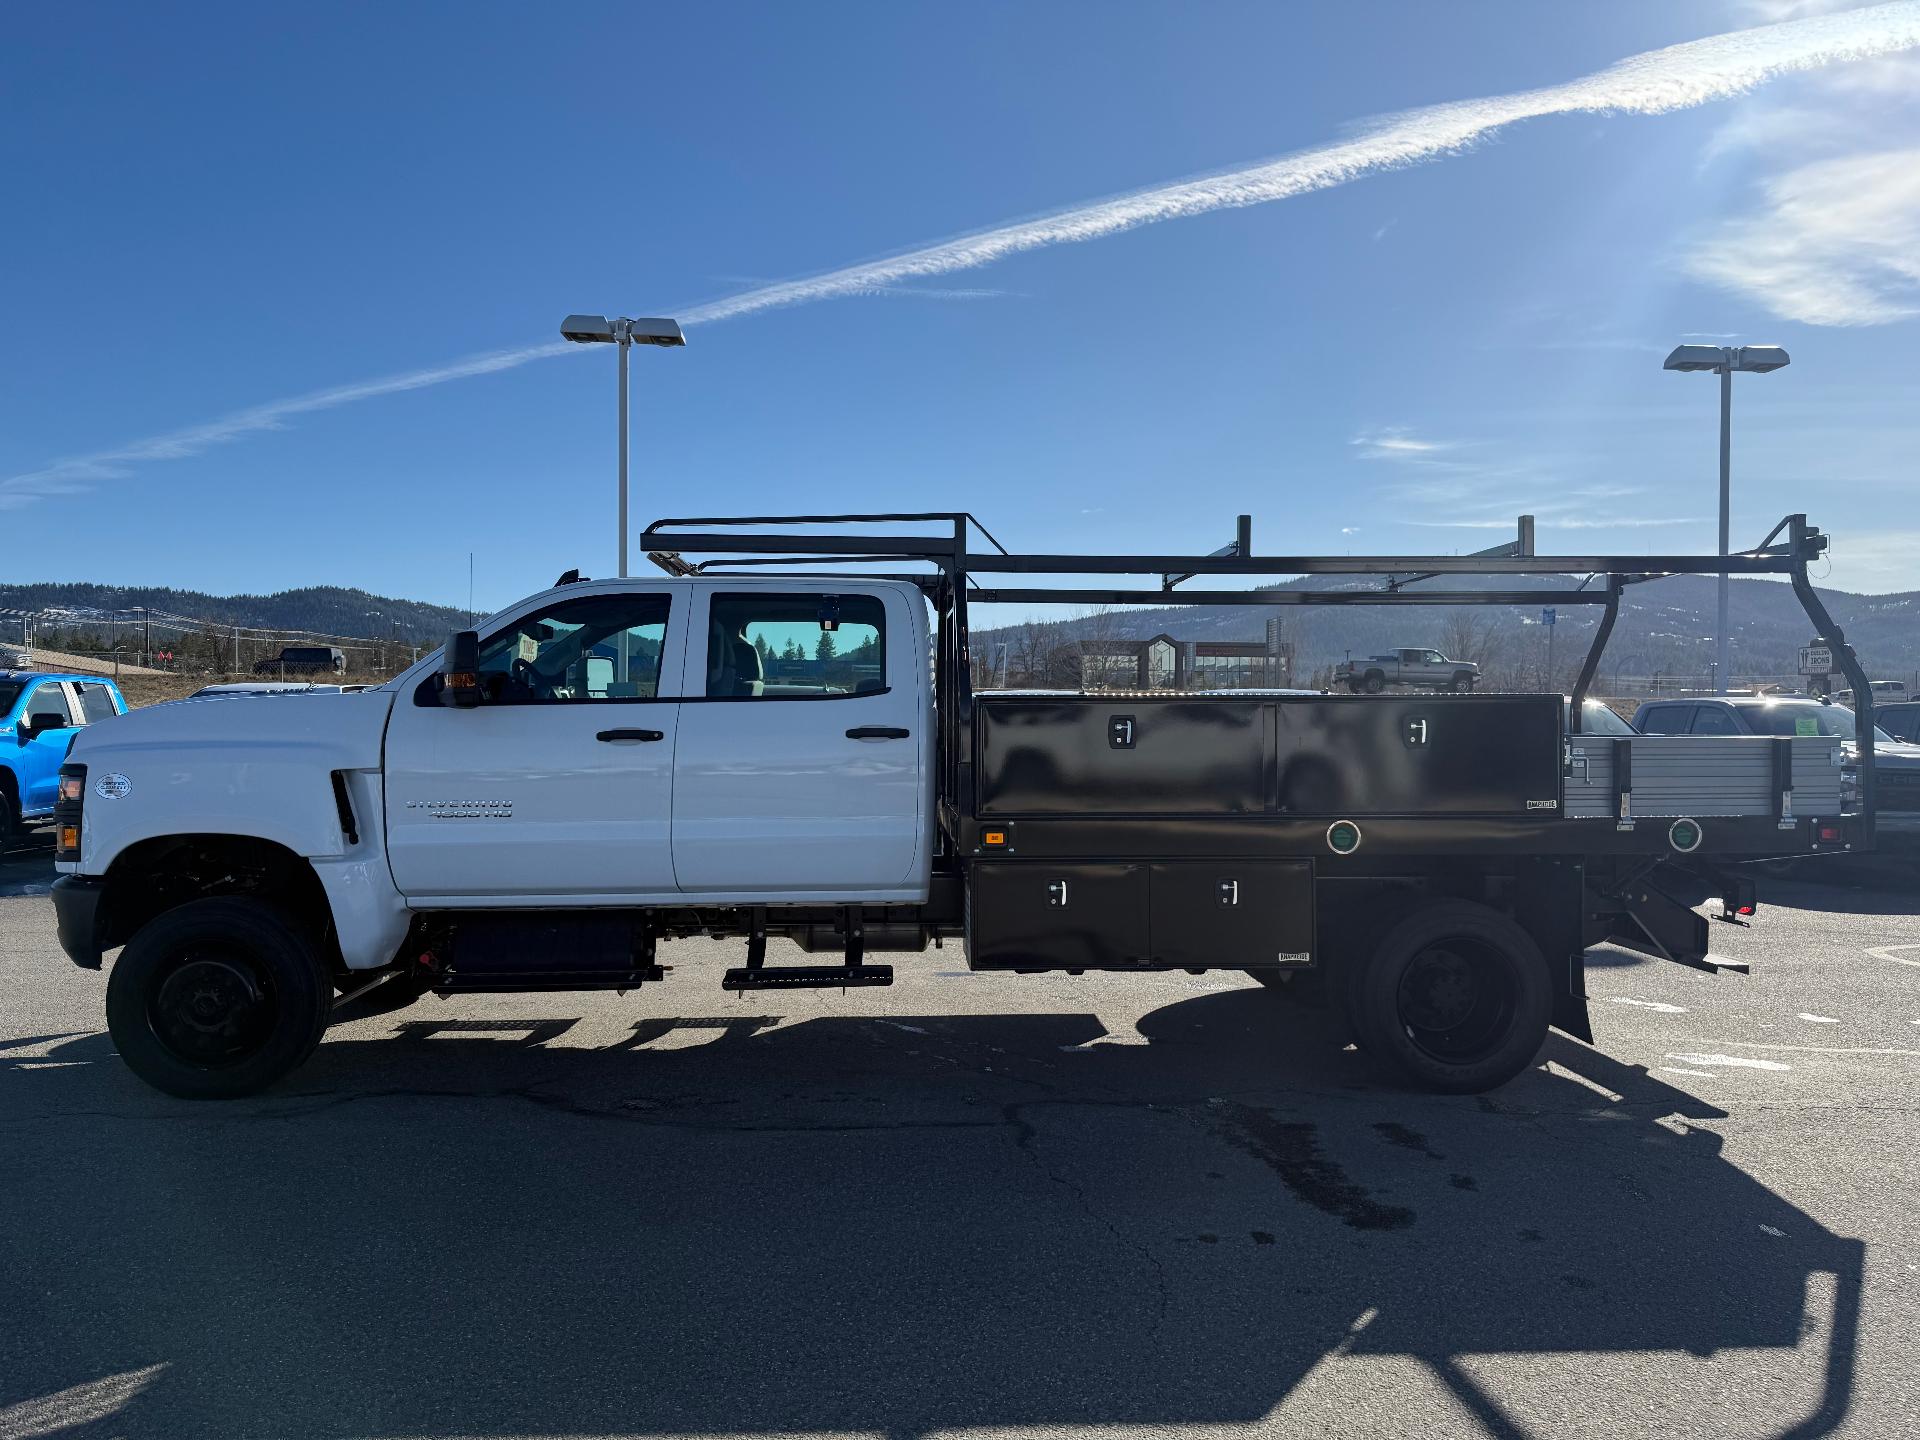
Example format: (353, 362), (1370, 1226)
(1352, 900), (1550, 1093)
(106, 897), (331, 1099)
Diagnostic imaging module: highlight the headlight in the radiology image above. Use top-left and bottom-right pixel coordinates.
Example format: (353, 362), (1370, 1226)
(54, 764), (86, 860)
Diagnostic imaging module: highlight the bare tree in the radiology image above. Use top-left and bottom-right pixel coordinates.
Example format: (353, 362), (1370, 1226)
(1068, 606), (1128, 692)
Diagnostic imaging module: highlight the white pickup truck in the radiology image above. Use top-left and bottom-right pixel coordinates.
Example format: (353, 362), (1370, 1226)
(49, 512), (1875, 1100)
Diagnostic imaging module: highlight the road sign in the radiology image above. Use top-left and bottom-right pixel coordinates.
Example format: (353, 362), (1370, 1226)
(1541, 608), (1557, 627)
(1799, 644), (1833, 676)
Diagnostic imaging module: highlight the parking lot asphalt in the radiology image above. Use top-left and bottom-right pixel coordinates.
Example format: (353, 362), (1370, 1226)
(2, 841), (1917, 1440)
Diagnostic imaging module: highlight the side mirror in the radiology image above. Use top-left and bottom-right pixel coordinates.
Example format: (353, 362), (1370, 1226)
(22, 711), (70, 740)
(441, 631), (482, 708)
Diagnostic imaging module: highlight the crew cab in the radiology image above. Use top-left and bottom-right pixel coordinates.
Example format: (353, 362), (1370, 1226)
(47, 512), (1876, 1101)
(1336, 648), (1479, 693)
(1, 671), (127, 850)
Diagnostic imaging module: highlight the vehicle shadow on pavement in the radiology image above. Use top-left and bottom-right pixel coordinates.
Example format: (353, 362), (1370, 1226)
(1, 991), (1865, 1440)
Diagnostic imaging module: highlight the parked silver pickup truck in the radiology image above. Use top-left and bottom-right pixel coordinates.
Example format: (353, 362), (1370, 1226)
(1337, 648), (1479, 693)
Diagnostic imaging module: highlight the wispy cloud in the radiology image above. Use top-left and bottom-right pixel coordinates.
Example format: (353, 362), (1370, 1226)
(1686, 147), (1920, 323)
(0, 342), (576, 510)
(1351, 427), (1457, 461)
(8, 1), (1920, 508)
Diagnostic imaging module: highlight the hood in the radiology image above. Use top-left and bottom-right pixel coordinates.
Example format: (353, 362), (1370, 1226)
(68, 688), (396, 773)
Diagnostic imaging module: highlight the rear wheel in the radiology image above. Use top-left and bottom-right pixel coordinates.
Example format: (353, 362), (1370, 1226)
(1352, 900), (1550, 1093)
(106, 897), (331, 1099)
(0, 792), (18, 855)
(1362, 671), (1386, 694)
(1450, 672), (1475, 692)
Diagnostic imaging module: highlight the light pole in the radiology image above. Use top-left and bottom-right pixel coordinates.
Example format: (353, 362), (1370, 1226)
(560, 314), (686, 577)
(1663, 343), (1790, 695)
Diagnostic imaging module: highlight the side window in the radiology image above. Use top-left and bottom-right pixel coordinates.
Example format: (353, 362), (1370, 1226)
(1424, 651), (1445, 664)
(76, 684), (119, 724)
(26, 682), (77, 726)
(1637, 705), (1691, 735)
(1689, 705), (1741, 736)
(473, 592), (672, 704)
(707, 592), (886, 699)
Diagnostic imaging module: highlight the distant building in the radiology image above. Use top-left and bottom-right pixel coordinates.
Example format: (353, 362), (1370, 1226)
(1054, 623), (1294, 691)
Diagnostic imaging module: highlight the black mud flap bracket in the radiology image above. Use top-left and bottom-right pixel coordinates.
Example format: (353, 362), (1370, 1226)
(1598, 875), (1750, 976)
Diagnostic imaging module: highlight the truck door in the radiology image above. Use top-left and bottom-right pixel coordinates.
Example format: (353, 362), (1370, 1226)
(383, 586), (686, 902)
(671, 585), (927, 896)
(13, 680), (80, 813)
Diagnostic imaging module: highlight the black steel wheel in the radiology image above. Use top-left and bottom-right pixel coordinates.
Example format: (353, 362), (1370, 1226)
(1362, 671), (1386, 694)
(1353, 900), (1550, 1093)
(1450, 672), (1475, 692)
(107, 897), (330, 1099)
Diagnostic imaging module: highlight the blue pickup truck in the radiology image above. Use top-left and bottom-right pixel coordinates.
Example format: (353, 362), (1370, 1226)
(1, 672), (128, 850)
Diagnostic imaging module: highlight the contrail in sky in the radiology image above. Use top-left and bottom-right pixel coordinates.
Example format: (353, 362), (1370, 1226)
(8, 0), (1920, 507)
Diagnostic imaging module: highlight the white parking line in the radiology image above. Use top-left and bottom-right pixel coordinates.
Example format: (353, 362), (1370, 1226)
(1668, 1052), (1791, 1071)
(1609, 997), (1688, 1014)
(1798, 1013), (1840, 1024)
(1866, 944), (1920, 967)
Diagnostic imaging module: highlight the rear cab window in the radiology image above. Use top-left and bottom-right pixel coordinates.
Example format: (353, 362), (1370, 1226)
(75, 683), (120, 723)
(705, 592), (886, 698)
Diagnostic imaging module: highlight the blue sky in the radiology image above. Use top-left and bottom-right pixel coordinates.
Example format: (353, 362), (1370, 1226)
(5, 1), (1920, 617)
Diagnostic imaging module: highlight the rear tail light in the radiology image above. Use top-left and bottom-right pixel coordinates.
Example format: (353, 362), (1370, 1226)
(54, 764), (85, 861)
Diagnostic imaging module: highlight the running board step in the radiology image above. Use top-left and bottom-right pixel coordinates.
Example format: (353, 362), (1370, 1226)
(722, 965), (894, 990)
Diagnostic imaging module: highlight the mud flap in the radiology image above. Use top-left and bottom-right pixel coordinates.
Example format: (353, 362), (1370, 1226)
(1513, 859), (1593, 1044)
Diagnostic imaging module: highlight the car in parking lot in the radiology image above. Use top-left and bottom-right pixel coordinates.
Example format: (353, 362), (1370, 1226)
(1631, 695), (1920, 839)
(1871, 700), (1920, 744)
(1, 671), (128, 850)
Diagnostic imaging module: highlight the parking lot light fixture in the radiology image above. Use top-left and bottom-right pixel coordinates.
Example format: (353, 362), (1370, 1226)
(560, 314), (687, 577)
(1662, 343), (1791, 695)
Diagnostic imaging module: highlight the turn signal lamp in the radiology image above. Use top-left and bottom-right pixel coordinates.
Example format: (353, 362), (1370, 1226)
(982, 830), (1008, 848)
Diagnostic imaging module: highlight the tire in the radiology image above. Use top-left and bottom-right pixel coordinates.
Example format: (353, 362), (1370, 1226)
(1362, 671), (1386, 694)
(0, 792), (18, 855)
(332, 967), (429, 1016)
(1450, 673), (1475, 693)
(106, 897), (331, 1099)
(1351, 900), (1551, 1094)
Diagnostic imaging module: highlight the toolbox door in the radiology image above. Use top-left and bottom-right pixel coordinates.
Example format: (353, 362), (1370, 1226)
(968, 862), (1148, 970)
(1150, 861), (1314, 971)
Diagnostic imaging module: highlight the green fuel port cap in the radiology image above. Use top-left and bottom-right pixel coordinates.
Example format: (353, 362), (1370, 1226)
(1668, 817), (1704, 853)
(1327, 820), (1363, 855)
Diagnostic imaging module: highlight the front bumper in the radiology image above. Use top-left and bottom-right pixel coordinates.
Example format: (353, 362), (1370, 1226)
(51, 875), (107, 969)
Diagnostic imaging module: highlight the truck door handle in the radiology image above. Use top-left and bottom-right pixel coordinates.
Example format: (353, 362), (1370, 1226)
(846, 726), (910, 740)
(596, 728), (665, 742)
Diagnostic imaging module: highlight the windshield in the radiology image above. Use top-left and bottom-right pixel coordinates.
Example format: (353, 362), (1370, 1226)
(1564, 699), (1636, 736)
(1739, 702), (1894, 743)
